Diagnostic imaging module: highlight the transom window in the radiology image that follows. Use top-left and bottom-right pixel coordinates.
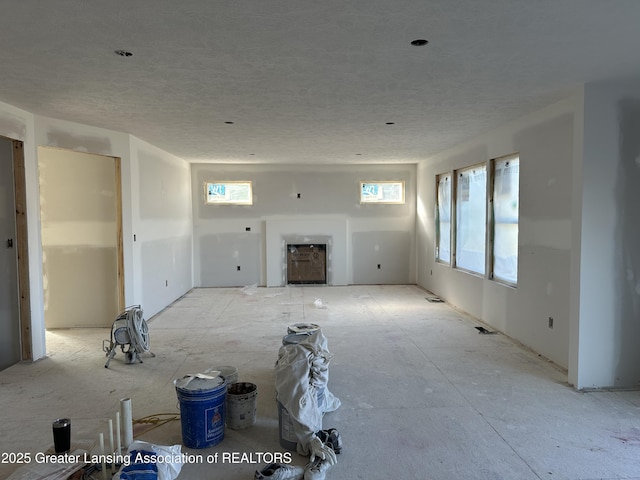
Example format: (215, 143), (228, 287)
(204, 181), (253, 205)
(360, 181), (405, 204)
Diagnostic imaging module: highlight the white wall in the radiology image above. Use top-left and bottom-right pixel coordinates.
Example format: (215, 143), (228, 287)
(575, 79), (640, 389)
(33, 117), (193, 320)
(0, 103), (194, 360)
(191, 163), (416, 287)
(417, 92), (583, 371)
(130, 137), (193, 317)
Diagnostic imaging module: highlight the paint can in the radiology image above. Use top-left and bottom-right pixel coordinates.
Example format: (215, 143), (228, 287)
(175, 375), (226, 449)
(287, 323), (320, 335)
(226, 382), (258, 430)
(277, 387), (325, 451)
(282, 333), (312, 346)
(214, 365), (238, 386)
(277, 401), (298, 451)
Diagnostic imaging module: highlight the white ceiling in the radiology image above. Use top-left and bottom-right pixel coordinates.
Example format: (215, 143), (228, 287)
(1, 0), (640, 165)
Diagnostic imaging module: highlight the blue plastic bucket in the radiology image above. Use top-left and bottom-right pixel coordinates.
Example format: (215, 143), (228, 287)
(175, 375), (227, 449)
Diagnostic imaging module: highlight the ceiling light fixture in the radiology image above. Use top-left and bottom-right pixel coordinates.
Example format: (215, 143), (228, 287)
(114, 50), (133, 57)
(410, 39), (428, 46)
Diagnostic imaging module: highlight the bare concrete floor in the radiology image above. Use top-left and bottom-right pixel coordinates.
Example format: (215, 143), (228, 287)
(1, 285), (640, 480)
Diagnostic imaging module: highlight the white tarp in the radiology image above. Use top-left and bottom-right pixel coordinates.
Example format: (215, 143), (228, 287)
(274, 330), (341, 455)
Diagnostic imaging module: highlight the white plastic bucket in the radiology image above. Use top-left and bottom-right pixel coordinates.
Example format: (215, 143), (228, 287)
(226, 382), (258, 430)
(214, 365), (238, 386)
(277, 401), (297, 451)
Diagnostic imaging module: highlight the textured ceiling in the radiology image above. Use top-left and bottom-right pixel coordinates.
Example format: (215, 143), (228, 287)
(1, 0), (639, 164)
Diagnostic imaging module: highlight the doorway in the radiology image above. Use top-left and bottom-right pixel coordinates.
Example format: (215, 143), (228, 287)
(38, 147), (124, 328)
(0, 136), (31, 370)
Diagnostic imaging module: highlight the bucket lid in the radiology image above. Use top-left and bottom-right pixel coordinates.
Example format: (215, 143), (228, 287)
(282, 333), (313, 345)
(213, 365), (237, 377)
(287, 323), (320, 334)
(174, 374), (225, 392)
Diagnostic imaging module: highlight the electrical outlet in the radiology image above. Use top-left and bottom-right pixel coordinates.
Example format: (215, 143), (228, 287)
(548, 317), (554, 329)
(237, 265), (241, 271)
(377, 264), (381, 269)
(245, 227), (251, 232)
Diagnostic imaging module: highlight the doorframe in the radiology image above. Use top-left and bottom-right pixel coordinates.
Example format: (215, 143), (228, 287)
(115, 157), (125, 310)
(2, 137), (32, 361)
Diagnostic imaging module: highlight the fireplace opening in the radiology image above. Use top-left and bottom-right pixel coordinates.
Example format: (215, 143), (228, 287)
(287, 244), (326, 285)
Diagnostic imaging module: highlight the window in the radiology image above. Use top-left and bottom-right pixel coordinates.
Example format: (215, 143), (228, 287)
(455, 165), (487, 275)
(435, 173), (451, 264)
(360, 181), (405, 204)
(491, 155), (519, 284)
(204, 181), (253, 205)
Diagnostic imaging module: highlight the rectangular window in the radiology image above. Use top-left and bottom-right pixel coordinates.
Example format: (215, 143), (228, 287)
(491, 155), (519, 285)
(435, 173), (451, 264)
(360, 181), (405, 204)
(455, 165), (486, 275)
(204, 181), (253, 205)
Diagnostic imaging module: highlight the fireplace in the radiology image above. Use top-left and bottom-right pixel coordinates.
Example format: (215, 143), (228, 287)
(287, 244), (326, 284)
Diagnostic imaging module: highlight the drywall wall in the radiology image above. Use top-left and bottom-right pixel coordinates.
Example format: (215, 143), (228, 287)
(131, 137), (193, 317)
(576, 79), (640, 389)
(38, 147), (120, 328)
(191, 163), (416, 287)
(0, 110), (195, 358)
(417, 93), (582, 370)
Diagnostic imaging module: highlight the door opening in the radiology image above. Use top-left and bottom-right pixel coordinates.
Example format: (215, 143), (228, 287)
(38, 147), (124, 329)
(0, 136), (31, 370)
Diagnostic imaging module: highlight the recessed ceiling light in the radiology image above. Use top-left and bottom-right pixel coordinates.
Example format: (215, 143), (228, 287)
(410, 39), (428, 46)
(114, 50), (133, 57)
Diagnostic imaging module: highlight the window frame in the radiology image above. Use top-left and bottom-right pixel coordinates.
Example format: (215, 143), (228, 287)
(435, 172), (452, 265)
(359, 181), (405, 204)
(453, 162), (488, 277)
(488, 154), (519, 287)
(204, 181), (253, 205)
(434, 154), (520, 288)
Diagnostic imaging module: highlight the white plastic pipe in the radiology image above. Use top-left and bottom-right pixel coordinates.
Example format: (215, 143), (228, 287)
(120, 398), (133, 449)
(116, 411), (122, 455)
(99, 433), (107, 480)
(108, 419), (114, 470)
